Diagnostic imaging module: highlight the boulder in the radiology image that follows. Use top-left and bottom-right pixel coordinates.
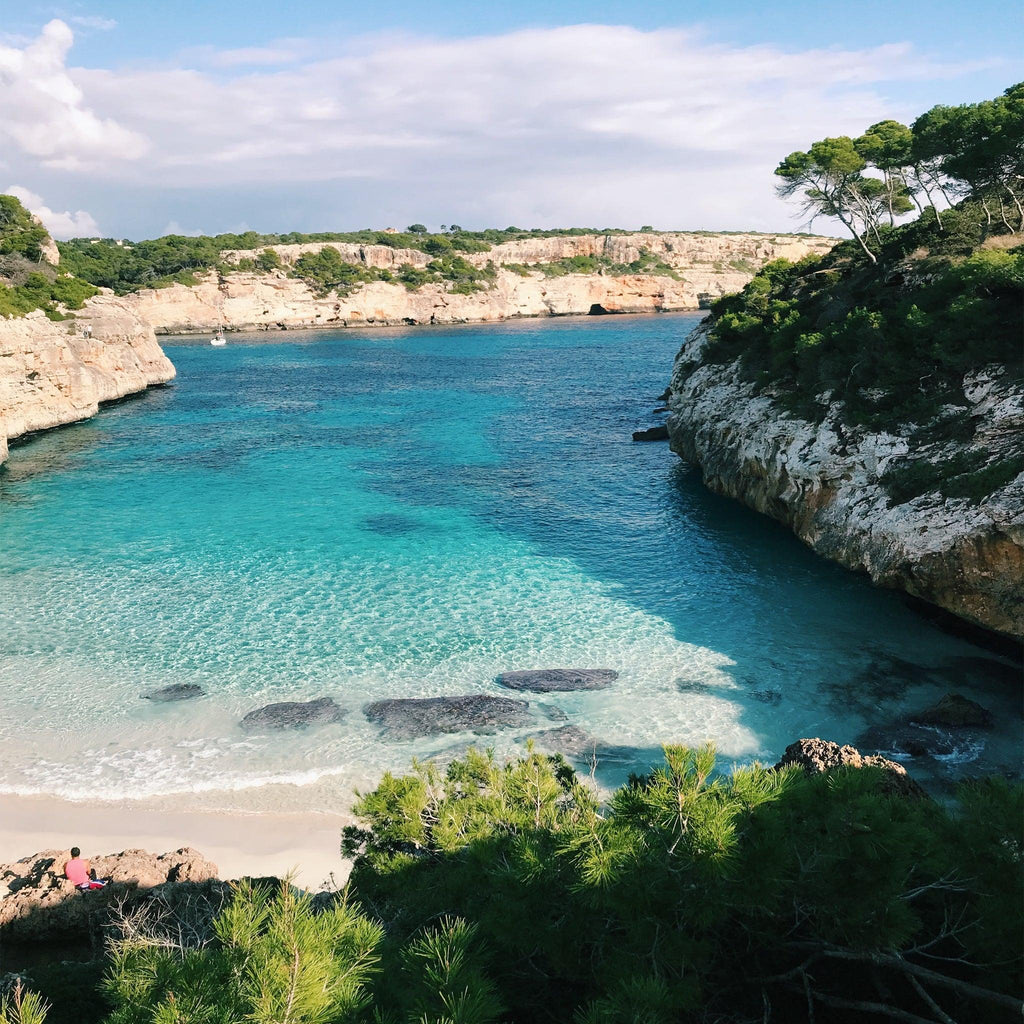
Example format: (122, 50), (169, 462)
(910, 693), (993, 729)
(774, 738), (927, 799)
(141, 683), (205, 702)
(497, 669), (618, 693)
(0, 847), (219, 942)
(363, 695), (531, 740)
(632, 425), (669, 442)
(240, 697), (346, 731)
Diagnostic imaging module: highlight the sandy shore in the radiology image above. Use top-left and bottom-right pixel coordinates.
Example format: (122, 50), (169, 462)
(0, 794), (352, 891)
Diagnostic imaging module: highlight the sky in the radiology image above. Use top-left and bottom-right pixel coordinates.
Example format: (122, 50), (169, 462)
(0, 0), (1019, 240)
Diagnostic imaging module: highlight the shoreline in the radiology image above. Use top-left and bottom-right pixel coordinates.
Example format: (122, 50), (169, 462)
(153, 304), (707, 337)
(0, 793), (353, 891)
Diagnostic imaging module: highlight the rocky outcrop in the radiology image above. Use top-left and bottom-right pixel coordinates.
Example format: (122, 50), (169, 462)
(0, 847), (219, 941)
(774, 738), (926, 798)
(667, 323), (1024, 640)
(128, 233), (835, 334)
(0, 294), (176, 464)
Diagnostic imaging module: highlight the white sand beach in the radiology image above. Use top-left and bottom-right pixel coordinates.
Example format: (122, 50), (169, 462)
(0, 794), (352, 891)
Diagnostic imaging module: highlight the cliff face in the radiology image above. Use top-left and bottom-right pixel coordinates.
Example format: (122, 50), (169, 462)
(0, 294), (176, 464)
(667, 323), (1024, 640)
(135, 232), (835, 333)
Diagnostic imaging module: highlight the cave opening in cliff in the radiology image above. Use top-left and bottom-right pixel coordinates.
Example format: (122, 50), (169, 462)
(588, 303), (611, 315)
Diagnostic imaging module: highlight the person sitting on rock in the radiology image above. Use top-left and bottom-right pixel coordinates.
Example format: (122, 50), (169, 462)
(64, 847), (107, 890)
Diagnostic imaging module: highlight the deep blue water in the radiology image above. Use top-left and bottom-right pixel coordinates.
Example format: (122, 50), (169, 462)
(0, 314), (1019, 806)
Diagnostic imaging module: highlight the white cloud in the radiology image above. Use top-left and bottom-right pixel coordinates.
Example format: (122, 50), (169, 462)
(0, 19), (147, 170)
(6, 184), (100, 238)
(69, 16), (118, 32)
(0, 20), (996, 233)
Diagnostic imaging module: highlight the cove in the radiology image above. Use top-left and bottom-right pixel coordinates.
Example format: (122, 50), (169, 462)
(0, 313), (1019, 809)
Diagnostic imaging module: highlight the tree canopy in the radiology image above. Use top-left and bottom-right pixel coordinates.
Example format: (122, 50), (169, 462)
(776, 82), (1024, 255)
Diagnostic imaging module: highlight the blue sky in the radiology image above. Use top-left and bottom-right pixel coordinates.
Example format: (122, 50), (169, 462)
(1, 0), (1019, 239)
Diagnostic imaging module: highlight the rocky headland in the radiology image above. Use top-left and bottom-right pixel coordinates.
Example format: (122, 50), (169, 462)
(124, 232), (835, 333)
(667, 321), (1024, 641)
(0, 294), (175, 464)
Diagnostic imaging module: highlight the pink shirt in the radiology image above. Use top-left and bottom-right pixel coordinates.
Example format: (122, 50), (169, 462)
(65, 857), (89, 886)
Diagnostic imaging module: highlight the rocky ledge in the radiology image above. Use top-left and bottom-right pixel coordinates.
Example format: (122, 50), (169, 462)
(0, 295), (176, 464)
(0, 847), (219, 942)
(666, 323), (1024, 641)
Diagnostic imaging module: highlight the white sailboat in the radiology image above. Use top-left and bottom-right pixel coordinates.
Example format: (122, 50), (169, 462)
(211, 330), (226, 346)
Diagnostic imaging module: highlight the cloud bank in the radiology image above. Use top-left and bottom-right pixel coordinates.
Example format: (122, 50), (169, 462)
(5, 184), (100, 238)
(0, 20), (988, 236)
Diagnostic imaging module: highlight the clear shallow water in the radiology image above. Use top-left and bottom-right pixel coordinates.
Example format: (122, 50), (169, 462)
(1, 313), (1020, 808)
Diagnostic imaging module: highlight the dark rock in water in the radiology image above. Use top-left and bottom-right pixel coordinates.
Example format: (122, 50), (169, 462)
(241, 697), (346, 731)
(656, 387), (671, 402)
(363, 695), (531, 740)
(653, 406), (669, 414)
(528, 725), (598, 757)
(632, 425), (669, 442)
(910, 693), (993, 729)
(497, 669), (618, 693)
(676, 678), (713, 695)
(537, 702), (570, 722)
(857, 723), (959, 759)
(774, 738), (927, 799)
(141, 683), (205, 702)
(751, 688), (782, 705)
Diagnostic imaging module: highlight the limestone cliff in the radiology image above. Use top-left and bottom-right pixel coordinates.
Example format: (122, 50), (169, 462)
(0, 294), (176, 464)
(666, 322), (1024, 641)
(132, 232), (835, 333)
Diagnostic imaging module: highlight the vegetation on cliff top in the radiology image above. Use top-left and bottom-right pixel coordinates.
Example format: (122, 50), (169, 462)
(10, 745), (1023, 1024)
(0, 196), (98, 320)
(54, 223), (813, 297)
(700, 83), (1023, 503)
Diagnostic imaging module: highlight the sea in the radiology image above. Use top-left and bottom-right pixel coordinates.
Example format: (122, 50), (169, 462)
(1, 312), (1020, 810)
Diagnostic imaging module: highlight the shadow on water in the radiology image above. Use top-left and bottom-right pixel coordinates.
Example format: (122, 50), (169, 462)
(2, 317), (1019, 792)
(346, 317), (1022, 778)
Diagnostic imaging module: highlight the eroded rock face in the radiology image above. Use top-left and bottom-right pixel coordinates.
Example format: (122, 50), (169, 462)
(775, 738), (927, 798)
(667, 323), (1024, 640)
(240, 697), (346, 731)
(0, 294), (176, 464)
(497, 669), (618, 692)
(0, 847), (219, 941)
(363, 695), (531, 739)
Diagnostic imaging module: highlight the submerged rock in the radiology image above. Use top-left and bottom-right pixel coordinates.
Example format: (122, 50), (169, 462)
(857, 723), (960, 760)
(910, 693), (993, 729)
(528, 725), (599, 757)
(632, 425), (669, 442)
(141, 683), (205, 702)
(240, 697), (346, 731)
(363, 695), (531, 740)
(497, 669), (618, 693)
(774, 738), (927, 798)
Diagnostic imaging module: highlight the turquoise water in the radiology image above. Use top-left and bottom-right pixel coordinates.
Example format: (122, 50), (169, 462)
(1, 314), (1019, 807)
